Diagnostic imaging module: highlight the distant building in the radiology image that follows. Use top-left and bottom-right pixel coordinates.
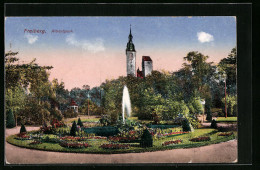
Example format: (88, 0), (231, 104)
(69, 99), (78, 113)
(126, 26), (136, 76)
(142, 56), (153, 77)
(125, 26), (153, 78)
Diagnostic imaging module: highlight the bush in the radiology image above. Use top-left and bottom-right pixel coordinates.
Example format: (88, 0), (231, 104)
(140, 129), (153, 148)
(182, 119), (192, 132)
(99, 115), (112, 126)
(84, 126), (119, 137)
(211, 119), (218, 129)
(63, 109), (78, 118)
(20, 124), (27, 133)
(70, 121), (77, 136)
(77, 118), (84, 127)
(6, 109), (16, 128)
(147, 124), (179, 129)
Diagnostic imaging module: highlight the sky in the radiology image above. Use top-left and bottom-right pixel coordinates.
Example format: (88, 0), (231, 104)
(5, 17), (236, 90)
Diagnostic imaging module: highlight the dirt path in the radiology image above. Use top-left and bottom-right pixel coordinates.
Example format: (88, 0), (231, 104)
(5, 126), (237, 164)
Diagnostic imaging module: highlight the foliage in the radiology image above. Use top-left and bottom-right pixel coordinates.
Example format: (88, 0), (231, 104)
(77, 118), (84, 127)
(6, 109), (16, 128)
(63, 109), (78, 118)
(221, 95), (237, 116)
(185, 115), (200, 129)
(205, 98), (212, 121)
(140, 129), (153, 147)
(218, 47), (237, 95)
(20, 124), (27, 133)
(211, 119), (218, 129)
(70, 121), (77, 136)
(83, 126), (119, 137)
(99, 114), (112, 126)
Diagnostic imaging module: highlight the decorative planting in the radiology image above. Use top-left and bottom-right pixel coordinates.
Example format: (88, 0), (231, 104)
(189, 136), (211, 142)
(162, 139), (183, 146)
(100, 143), (130, 149)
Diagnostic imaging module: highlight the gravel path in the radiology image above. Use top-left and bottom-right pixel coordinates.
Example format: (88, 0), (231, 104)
(5, 126), (237, 164)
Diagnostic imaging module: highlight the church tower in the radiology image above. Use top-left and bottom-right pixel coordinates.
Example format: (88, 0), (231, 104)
(126, 25), (136, 76)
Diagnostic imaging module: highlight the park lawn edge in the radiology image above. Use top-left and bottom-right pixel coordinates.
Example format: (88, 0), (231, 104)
(6, 133), (237, 154)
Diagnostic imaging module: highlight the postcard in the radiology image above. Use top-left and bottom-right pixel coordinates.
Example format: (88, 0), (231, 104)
(5, 16), (238, 164)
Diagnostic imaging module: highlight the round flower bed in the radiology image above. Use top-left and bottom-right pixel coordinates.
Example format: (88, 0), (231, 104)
(100, 143), (130, 149)
(189, 136), (211, 142)
(162, 139), (183, 146)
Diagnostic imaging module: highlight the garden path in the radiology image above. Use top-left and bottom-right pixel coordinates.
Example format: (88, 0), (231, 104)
(5, 126), (237, 164)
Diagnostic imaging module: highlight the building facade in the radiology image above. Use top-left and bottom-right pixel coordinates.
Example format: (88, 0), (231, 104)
(126, 26), (136, 76)
(142, 56), (153, 77)
(126, 26), (153, 78)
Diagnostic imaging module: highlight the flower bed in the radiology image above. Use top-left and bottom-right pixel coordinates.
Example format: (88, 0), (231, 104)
(100, 143), (130, 149)
(59, 141), (91, 148)
(60, 136), (107, 141)
(109, 136), (139, 143)
(51, 119), (66, 128)
(189, 136), (211, 142)
(218, 132), (233, 136)
(15, 132), (31, 140)
(162, 139), (183, 146)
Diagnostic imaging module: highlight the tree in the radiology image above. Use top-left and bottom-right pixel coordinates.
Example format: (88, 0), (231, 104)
(20, 123), (27, 133)
(205, 98), (212, 121)
(218, 47), (237, 95)
(140, 129), (153, 147)
(6, 109), (15, 128)
(70, 121), (77, 136)
(77, 118), (84, 127)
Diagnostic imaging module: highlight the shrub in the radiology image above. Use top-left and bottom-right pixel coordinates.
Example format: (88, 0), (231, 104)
(140, 129), (153, 148)
(182, 119), (192, 132)
(6, 109), (15, 128)
(211, 119), (218, 129)
(99, 114), (112, 126)
(77, 118), (84, 127)
(70, 121), (77, 136)
(63, 109), (78, 118)
(84, 126), (119, 137)
(20, 124), (27, 134)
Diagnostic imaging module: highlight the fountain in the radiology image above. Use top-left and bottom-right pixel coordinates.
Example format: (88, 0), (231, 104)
(122, 85), (131, 123)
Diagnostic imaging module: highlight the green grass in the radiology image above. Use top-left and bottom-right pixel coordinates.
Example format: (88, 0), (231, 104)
(6, 128), (237, 154)
(69, 118), (100, 123)
(216, 117), (237, 122)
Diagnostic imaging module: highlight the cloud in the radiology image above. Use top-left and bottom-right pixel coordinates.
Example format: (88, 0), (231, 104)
(197, 31), (214, 43)
(24, 34), (38, 44)
(66, 34), (105, 53)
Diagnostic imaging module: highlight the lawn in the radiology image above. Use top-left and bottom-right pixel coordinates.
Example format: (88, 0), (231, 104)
(6, 128), (237, 154)
(216, 117), (237, 122)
